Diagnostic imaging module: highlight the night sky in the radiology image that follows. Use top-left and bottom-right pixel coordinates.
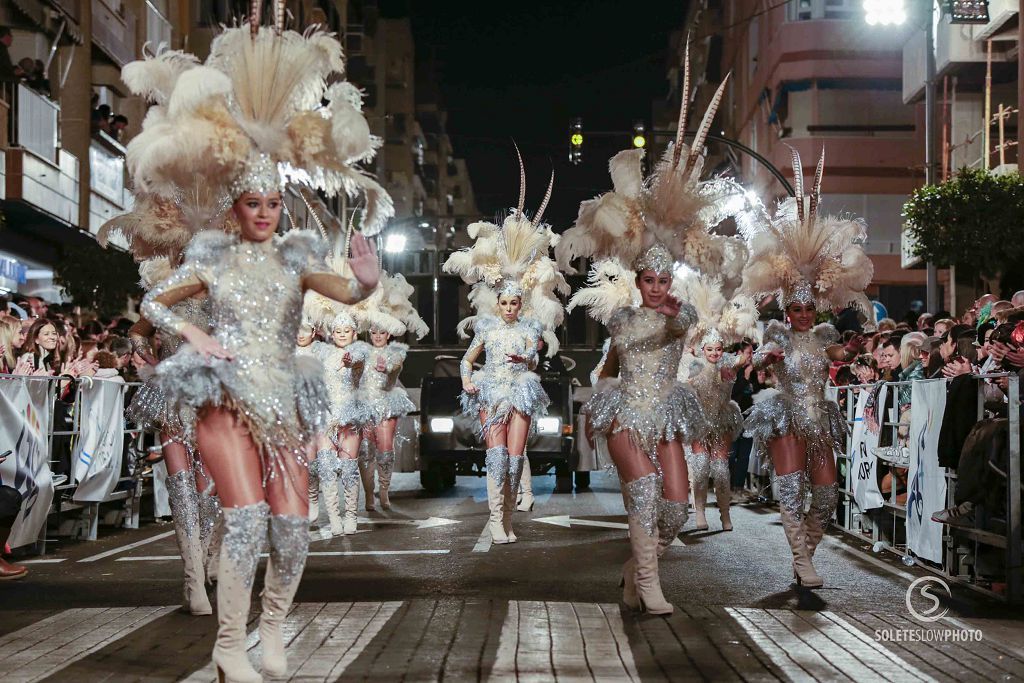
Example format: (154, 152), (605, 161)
(387, 0), (687, 230)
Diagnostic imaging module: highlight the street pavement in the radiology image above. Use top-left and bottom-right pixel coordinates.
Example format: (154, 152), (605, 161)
(3, 471), (1023, 682)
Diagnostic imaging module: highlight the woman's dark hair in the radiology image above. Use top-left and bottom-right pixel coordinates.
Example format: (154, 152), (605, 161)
(22, 318), (61, 371)
(835, 365), (855, 386)
(853, 354), (877, 370)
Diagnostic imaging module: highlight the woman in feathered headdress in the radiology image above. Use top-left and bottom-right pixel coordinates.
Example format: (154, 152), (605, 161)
(677, 273), (758, 533)
(443, 151), (567, 546)
(555, 44), (750, 616)
(740, 148), (873, 590)
(356, 272), (429, 512)
(138, 7), (386, 680)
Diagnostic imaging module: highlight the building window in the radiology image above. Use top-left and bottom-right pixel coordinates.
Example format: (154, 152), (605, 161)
(787, 0), (857, 21)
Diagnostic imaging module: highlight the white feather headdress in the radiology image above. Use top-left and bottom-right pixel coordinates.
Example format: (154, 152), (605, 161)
(739, 147), (874, 321)
(676, 272), (759, 347)
(443, 150), (568, 356)
(352, 271), (429, 339)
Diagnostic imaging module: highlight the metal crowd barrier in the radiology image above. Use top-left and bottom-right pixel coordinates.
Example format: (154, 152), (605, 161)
(0, 373), (155, 554)
(831, 373), (1022, 603)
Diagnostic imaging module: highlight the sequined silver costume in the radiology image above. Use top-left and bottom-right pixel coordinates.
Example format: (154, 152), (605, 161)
(364, 342), (415, 422)
(745, 320), (845, 466)
(586, 305), (708, 458)
(459, 315), (549, 435)
(126, 297), (212, 440)
(142, 230), (333, 476)
(686, 354), (744, 452)
(320, 341), (373, 430)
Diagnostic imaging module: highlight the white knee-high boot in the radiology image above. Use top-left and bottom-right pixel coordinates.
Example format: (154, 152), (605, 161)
(517, 457), (535, 511)
(339, 459), (360, 535)
(259, 514), (310, 678)
(623, 473), (672, 615)
(166, 470), (212, 615)
(687, 450), (710, 530)
(485, 446), (510, 544)
(710, 459), (732, 531)
(376, 450), (394, 509)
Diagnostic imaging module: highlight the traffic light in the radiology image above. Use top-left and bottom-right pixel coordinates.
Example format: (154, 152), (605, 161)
(632, 121), (647, 149)
(569, 117), (583, 165)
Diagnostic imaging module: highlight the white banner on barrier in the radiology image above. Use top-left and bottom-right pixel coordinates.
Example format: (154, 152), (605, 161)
(906, 379), (947, 563)
(850, 389), (885, 511)
(72, 378), (125, 503)
(0, 378), (55, 548)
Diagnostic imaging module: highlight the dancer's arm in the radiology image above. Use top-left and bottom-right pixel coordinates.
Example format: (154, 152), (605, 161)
(303, 233), (380, 304)
(142, 273), (229, 360)
(461, 336), (484, 394)
(128, 318), (158, 365)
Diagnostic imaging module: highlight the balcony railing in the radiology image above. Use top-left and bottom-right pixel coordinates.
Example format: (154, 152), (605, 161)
(145, 0), (172, 47)
(92, 0), (138, 67)
(12, 83), (59, 163)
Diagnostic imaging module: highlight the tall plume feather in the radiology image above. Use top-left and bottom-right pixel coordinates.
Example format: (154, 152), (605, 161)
(808, 147), (825, 224)
(533, 169), (554, 227)
(788, 145), (805, 224)
(514, 142), (526, 218)
(672, 37), (691, 169)
(275, 0), (286, 33)
(250, 0), (261, 37)
(684, 73), (729, 177)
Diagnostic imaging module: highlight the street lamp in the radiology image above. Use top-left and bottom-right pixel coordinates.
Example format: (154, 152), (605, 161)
(384, 233), (407, 253)
(863, 0), (907, 25)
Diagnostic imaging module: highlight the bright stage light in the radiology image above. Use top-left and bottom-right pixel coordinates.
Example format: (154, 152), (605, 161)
(864, 0), (907, 25)
(384, 233), (407, 253)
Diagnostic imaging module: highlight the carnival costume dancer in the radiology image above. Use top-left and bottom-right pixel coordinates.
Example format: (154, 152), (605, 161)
(128, 259), (220, 615)
(677, 274), (758, 531)
(317, 303), (372, 533)
(444, 156), (567, 545)
(130, 7), (392, 680)
(294, 312), (335, 527)
(558, 53), (750, 614)
(105, 46), (247, 616)
(358, 273), (429, 510)
(741, 149), (872, 589)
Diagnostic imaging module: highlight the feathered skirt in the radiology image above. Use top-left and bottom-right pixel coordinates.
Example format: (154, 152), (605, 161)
(126, 377), (192, 443)
(154, 348), (331, 477)
(364, 387), (415, 423)
(743, 389), (846, 469)
(699, 399), (744, 452)
(460, 367), (549, 438)
(586, 378), (708, 456)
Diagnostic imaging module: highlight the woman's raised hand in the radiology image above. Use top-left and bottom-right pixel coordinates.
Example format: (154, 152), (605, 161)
(349, 233), (381, 293)
(184, 325), (233, 361)
(656, 295), (681, 318)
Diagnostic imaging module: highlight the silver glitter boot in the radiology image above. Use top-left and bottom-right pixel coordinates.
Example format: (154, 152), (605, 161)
(166, 470), (211, 615)
(259, 514), (309, 678)
(804, 482), (838, 559)
(687, 449), (710, 531)
(656, 498), (689, 556)
(307, 449), (328, 524)
(710, 459), (732, 531)
(213, 502), (268, 683)
(339, 459), (360, 535)
(199, 491), (223, 584)
(625, 474), (672, 615)
(485, 446), (509, 544)
(376, 450), (395, 509)
(517, 457), (534, 511)
(502, 479), (517, 543)
(359, 442), (376, 512)
(776, 471), (822, 588)
(507, 454), (526, 498)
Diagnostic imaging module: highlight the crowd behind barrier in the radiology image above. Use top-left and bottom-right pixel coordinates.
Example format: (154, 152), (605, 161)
(0, 373), (154, 554)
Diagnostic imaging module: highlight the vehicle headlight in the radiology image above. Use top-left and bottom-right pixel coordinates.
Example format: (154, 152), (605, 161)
(537, 417), (560, 434)
(430, 417), (454, 433)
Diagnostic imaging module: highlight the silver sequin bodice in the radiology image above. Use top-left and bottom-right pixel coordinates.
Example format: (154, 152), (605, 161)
(688, 354), (738, 414)
(365, 342), (406, 394)
(609, 306), (695, 403)
(472, 317), (541, 387)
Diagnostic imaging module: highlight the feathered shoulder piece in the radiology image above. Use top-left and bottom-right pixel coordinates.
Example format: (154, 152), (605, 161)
(556, 39), (754, 295)
(566, 259), (639, 325)
(740, 147), (874, 321)
(443, 148), (568, 356)
(677, 272), (759, 348)
(137, 257), (174, 290)
(183, 230), (237, 265)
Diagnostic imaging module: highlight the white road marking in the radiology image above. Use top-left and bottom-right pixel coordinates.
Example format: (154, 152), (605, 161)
(182, 601), (402, 682)
(0, 606), (176, 682)
(534, 515), (683, 546)
(489, 601), (640, 681)
(472, 525), (492, 553)
(20, 558), (67, 564)
(356, 516), (461, 529)
(78, 530), (175, 563)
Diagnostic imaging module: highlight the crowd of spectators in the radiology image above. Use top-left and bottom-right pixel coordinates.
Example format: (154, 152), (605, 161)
(0, 27), (51, 96)
(90, 95), (129, 142)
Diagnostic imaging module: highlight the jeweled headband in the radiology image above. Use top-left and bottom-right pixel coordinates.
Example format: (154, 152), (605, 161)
(779, 280), (815, 309)
(230, 152), (283, 198)
(331, 310), (357, 332)
(699, 328), (724, 348)
(497, 278), (525, 299)
(632, 243), (675, 275)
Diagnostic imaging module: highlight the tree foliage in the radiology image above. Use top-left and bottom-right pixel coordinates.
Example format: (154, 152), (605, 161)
(902, 168), (1024, 292)
(54, 242), (141, 318)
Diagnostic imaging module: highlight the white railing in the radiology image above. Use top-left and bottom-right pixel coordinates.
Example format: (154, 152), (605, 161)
(89, 135), (126, 204)
(14, 83), (59, 163)
(145, 0), (172, 48)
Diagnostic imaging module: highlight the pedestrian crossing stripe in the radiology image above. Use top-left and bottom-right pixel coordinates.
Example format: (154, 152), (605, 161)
(0, 601), (1011, 682)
